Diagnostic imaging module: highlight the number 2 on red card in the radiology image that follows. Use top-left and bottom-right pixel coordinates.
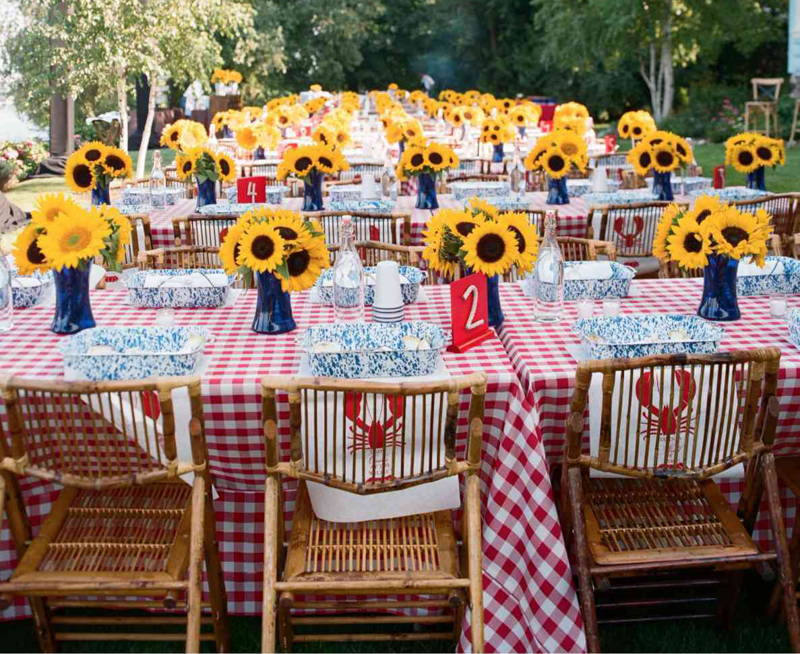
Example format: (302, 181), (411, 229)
(462, 284), (485, 331)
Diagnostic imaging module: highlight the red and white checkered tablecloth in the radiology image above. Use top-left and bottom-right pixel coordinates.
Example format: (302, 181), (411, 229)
(0, 287), (585, 653)
(148, 194), (591, 250)
(497, 278), (800, 549)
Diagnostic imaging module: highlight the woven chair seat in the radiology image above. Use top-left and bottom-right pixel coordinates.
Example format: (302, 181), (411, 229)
(584, 477), (758, 565)
(12, 483), (192, 583)
(283, 485), (459, 580)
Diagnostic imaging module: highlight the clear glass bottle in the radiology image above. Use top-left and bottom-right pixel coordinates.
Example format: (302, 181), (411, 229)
(380, 151), (398, 202)
(332, 216), (365, 323)
(533, 212), (564, 322)
(509, 144), (525, 199)
(207, 122), (218, 150)
(0, 255), (14, 332)
(149, 150), (166, 208)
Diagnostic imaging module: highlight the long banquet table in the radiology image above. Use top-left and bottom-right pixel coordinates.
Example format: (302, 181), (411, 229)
(497, 278), (800, 547)
(0, 286), (586, 654)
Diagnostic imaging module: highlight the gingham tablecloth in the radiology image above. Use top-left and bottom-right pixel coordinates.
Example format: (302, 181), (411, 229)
(497, 278), (800, 549)
(148, 194), (592, 249)
(0, 287), (585, 653)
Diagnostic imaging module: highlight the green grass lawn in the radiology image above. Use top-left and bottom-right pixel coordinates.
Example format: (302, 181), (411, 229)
(692, 142), (798, 193)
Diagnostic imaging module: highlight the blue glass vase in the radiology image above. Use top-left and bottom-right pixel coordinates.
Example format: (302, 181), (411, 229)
(399, 140), (405, 156)
(697, 255), (740, 321)
(91, 185), (110, 206)
(492, 143), (505, 163)
(196, 179), (217, 210)
(415, 172), (438, 210)
(652, 171), (674, 201)
(52, 265), (95, 334)
(746, 166), (766, 191)
(254, 146), (265, 160)
(252, 271), (296, 334)
(518, 127), (526, 139)
(486, 274), (504, 328)
(302, 169), (324, 212)
(546, 176), (569, 204)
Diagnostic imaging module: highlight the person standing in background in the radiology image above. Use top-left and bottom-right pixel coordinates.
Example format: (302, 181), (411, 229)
(421, 73), (435, 96)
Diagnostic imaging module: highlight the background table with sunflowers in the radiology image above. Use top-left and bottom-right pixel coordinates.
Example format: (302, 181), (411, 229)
(0, 284), (586, 654)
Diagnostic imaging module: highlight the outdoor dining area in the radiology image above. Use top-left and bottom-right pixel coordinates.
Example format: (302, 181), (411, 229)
(3, 77), (800, 654)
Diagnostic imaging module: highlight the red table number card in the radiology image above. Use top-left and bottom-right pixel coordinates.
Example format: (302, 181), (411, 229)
(237, 176), (267, 204)
(447, 272), (493, 353)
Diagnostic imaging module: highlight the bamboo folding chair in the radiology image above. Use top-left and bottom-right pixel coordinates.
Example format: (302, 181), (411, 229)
(734, 194), (800, 250)
(592, 202), (687, 278)
(173, 215), (238, 249)
(561, 349), (800, 653)
(558, 237), (617, 262)
(115, 214), (154, 270)
(0, 376), (229, 652)
(260, 374), (487, 652)
(793, 233), (800, 259)
(304, 211), (411, 250)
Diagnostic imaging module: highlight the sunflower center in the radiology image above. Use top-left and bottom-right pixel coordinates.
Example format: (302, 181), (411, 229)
(756, 146), (773, 161)
(429, 152), (443, 165)
(105, 155), (124, 171)
(721, 226), (749, 247)
(72, 164), (93, 187)
(251, 235), (275, 260)
(410, 153), (424, 167)
(84, 148), (102, 162)
(655, 151), (674, 167)
(287, 249), (311, 276)
(638, 152), (652, 167)
(219, 159), (231, 175)
(181, 161), (193, 173)
(295, 156), (312, 172)
(455, 221), (476, 237)
(632, 126), (642, 136)
(695, 209), (711, 225)
(509, 225), (525, 252)
(737, 150), (754, 166)
(60, 227), (92, 252)
(683, 232), (703, 253)
(548, 154), (565, 172)
(276, 227), (298, 240)
(44, 208), (60, 222)
(26, 240), (45, 264)
(561, 142), (578, 156)
(318, 156), (333, 168)
(476, 233), (506, 263)
(676, 143), (687, 157)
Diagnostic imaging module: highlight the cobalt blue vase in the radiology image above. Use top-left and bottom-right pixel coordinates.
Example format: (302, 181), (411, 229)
(52, 265), (95, 334)
(652, 171), (674, 201)
(492, 143), (505, 163)
(196, 179), (217, 210)
(415, 172), (438, 210)
(746, 166), (766, 191)
(697, 255), (740, 321)
(91, 185), (110, 206)
(546, 176), (569, 205)
(518, 127), (526, 139)
(486, 274), (504, 328)
(252, 271), (296, 334)
(302, 169), (324, 212)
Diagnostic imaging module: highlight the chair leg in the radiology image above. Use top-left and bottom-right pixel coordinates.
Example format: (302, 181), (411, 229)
(204, 496), (230, 652)
(29, 597), (57, 652)
(567, 466), (601, 653)
(278, 593), (294, 652)
(763, 452), (800, 653)
(262, 476), (280, 654)
(449, 590), (466, 643)
(186, 477), (206, 654)
(465, 474), (485, 653)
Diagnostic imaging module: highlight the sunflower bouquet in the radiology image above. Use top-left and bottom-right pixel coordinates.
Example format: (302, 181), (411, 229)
(65, 142), (132, 203)
(211, 69), (242, 95)
(617, 110), (656, 141)
(385, 118), (424, 146)
(395, 142), (459, 181)
(627, 130), (693, 200)
(161, 119), (209, 151)
(276, 145), (349, 212)
(509, 103), (542, 135)
(724, 132), (785, 191)
(524, 129), (588, 205)
(479, 117), (516, 146)
(311, 124), (351, 150)
(553, 102), (590, 134)
(653, 196), (772, 320)
(175, 148), (236, 208)
(234, 123), (280, 154)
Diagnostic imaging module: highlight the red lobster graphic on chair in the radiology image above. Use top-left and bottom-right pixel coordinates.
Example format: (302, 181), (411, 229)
(613, 215), (644, 248)
(345, 392), (405, 482)
(635, 370), (696, 469)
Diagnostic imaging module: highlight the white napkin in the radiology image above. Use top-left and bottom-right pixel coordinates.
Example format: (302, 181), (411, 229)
(564, 261), (614, 281)
(296, 356), (459, 522)
(12, 277), (42, 288)
(144, 272), (229, 288)
(738, 259), (784, 277)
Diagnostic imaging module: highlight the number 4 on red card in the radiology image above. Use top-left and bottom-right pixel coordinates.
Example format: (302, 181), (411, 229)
(447, 273), (493, 353)
(237, 176), (267, 204)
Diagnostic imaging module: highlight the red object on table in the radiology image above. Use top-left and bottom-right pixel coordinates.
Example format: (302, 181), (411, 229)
(447, 273), (493, 353)
(713, 165), (726, 189)
(540, 120), (553, 133)
(604, 133), (617, 153)
(236, 176), (267, 203)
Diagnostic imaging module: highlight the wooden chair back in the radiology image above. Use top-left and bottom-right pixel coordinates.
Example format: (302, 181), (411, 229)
(594, 201), (684, 258)
(565, 349), (780, 478)
(620, 170), (647, 189)
(239, 162), (278, 178)
(733, 193), (800, 239)
(457, 157), (482, 173)
(305, 211), (411, 249)
(164, 170), (194, 198)
(338, 163), (384, 184)
(559, 237), (617, 261)
(751, 78), (783, 102)
(137, 246), (256, 288)
(173, 214), (238, 248)
(118, 214), (153, 269)
(0, 376), (206, 489)
(591, 152), (630, 170)
(354, 240), (425, 268)
(793, 233), (800, 258)
(261, 374), (487, 494)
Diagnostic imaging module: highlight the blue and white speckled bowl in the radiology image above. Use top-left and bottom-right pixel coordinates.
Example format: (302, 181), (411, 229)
(689, 187), (770, 202)
(299, 321), (445, 378)
(573, 314), (724, 359)
(60, 326), (209, 381)
(12, 270), (53, 308)
(526, 261), (635, 302)
(328, 199), (395, 213)
(315, 266), (426, 306)
(450, 181), (510, 202)
(125, 269), (234, 308)
(789, 309), (800, 349)
(737, 257), (800, 296)
(329, 185), (364, 204)
(225, 185), (287, 205)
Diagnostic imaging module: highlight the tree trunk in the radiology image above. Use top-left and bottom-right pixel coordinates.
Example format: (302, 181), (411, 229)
(659, 12), (674, 120)
(116, 68), (129, 151)
(136, 72), (158, 179)
(638, 2), (675, 123)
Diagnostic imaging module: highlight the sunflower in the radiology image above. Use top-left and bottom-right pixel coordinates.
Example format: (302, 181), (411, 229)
(652, 204), (684, 261)
(37, 209), (110, 270)
(703, 207), (762, 260)
(264, 211), (307, 241)
(754, 141), (777, 166)
(730, 144), (760, 174)
(443, 208), (484, 239)
(279, 240), (329, 292)
(314, 146), (348, 174)
(102, 148), (132, 178)
(651, 144), (678, 173)
(461, 222), (516, 277)
(467, 198), (500, 221)
(498, 212), (538, 273)
(235, 125), (259, 150)
(65, 155), (95, 192)
(542, 150), (570, 178)
(31, 193), (81, 230)
(404, 147), (427, 172)
(160, 124), (183, 149)
(215, 152), (236, 182)
(13, 224), (48, 275)
(78, 141), (108, 164)
(218, 221), (249, 274)
(628, 143), (653, 177)
(238, 223), (285, 273)
(666, 219), (709, 270)
(424, 143), (450, 171)
(689, 195), (723, 229)
(557, 131), (585, 159)
(175, 154), (196, 180)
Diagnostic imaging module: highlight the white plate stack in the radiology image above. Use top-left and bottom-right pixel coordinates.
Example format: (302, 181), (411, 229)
(372, 260), (404, 323)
